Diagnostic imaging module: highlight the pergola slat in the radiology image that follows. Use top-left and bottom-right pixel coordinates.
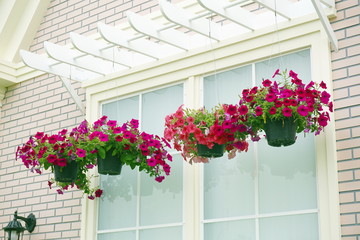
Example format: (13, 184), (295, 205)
(70, 32), (132, 68)
(197, 0), (256, 31)
(98, 22), (170, 60)
(44, 41), (108, 75)
(127, 11), (191, 50)
(160, 0), (223, 41)
(20, 49), (100, 82)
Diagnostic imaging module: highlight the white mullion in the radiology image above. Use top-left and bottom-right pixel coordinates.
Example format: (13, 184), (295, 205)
(198, 75), (205, 240)
(97, 222), (184, 234)
(200, 208), (319, 225)
(252, 63), (260, 240)
(136, 94), (143, 240)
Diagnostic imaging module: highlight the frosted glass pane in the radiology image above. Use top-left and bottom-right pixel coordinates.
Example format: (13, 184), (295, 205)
(204, 65), (252, 108)
(102, 96), (139, 123)
(258, 134), (317, 214)
(204, 220), (255, 240)
(140, 154), (183, 226)
(142, 84), (183, 136)
(98, 231), (136, 240)
(140, 226), (182, 240)
(255, 49), (311, 85)
(204, 143), (255, 219)
(259, 213), (319, 240)
(98, 166), (138, 230)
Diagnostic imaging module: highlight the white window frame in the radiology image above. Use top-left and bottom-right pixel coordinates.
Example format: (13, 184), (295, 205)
(81, 16), (340, 240)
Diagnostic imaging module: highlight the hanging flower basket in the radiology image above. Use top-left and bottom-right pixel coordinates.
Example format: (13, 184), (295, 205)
(237, 69), (333, 146)
(197, 143), (225, 158)
(54, 160), (78, 182)
(164, 105), (249, 164)
(264, 118), (297, 147)
(97, 151), (123, 175)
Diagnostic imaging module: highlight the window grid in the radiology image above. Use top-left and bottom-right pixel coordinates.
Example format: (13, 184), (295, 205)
(97, 85), (184, 240)
(200, 55), (319, 240)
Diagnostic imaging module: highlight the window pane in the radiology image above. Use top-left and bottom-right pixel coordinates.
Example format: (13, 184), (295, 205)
(259, 213), (319, 240)
(140, 154), (183, 226)
(204, 220), (256, 240)
(204, 65), (252, 108)
(204, 144), (255, 219)
(258, 134), (317, 214)
(255, 49), (311, 86)
(102, 95), (139, 122)
(98, 231), (136, 240)
(140, 226), (182, 240)
(98, 167), (138, 230)
(142, 84), (183, 135)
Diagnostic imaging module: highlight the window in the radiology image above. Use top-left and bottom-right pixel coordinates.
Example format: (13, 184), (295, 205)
(97, 84), (184, 240)
(83, 23), (340, 240)
(202, 50), (319, 240)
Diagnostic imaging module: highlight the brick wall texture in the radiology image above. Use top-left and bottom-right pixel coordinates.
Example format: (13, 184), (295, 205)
(0, 0), (359, 239)
(332, 0), (360, 239)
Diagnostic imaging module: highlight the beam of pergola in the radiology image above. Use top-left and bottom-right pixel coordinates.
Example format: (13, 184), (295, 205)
(19, 0), (337, 113)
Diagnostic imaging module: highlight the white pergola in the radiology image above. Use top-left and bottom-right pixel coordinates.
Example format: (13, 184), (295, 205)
(20, 0), (337, 115)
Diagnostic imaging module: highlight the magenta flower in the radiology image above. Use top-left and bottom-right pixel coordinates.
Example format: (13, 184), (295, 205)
(86, 164), (94, 169)
(147, 158), (157, 167)
(155, 176), (165, 183)
(272, 69), (280, 78)
(238, 105), (248, 115)
(57, 189), (63, 195)
(57, 158), (67, 167)
(318, 113), (329, 127)
(262, 79), (272, 87)
(95, 189), (103, 198)
(76, 148), (86, 158)
(113, 127), (122, 134)
(98, 133), (109, 142)
(34, 132), (44, 140)
(47, 154), (57, 163)
(255, 106), (263, 116)
(226, 104), (237, 115)
(282, 107), (292, 117)
(107, 120), (117, 127)
(48, 135), (58, 144)
(297, 105), (308, 116)
(320, 81), (327, 89)
(130, 119), (139, 128)
(320, 91), (330, 104)
(265, 93), (277, 102)
(269, 107), (277, 115)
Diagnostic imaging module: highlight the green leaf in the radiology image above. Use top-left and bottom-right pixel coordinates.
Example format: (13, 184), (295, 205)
(98, 147), (106, 159)
(129, 162), (136, 170)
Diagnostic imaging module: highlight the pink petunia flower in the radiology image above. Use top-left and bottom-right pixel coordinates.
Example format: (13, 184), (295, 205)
(297, 105), (309, 116)
(282, 107), (293, 117)
(76, 148), (86, 158)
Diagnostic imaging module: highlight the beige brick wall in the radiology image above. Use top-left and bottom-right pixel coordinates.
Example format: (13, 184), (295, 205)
(332, 0), (360, 239)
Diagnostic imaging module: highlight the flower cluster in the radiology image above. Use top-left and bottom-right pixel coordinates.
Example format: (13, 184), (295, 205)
(88, 116), (172, 183)
(238, 69), (333, 138)
(16, 116), (173, 199)
(164, 104), (249, 163)
(16, 125), (101, 199)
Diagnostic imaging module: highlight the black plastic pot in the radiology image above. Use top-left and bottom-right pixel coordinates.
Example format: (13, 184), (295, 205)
(98, 151), (123, 175)
(264, 118), (297, 147)
(197, 143), (225, 158)
(54, 160), (78, 182)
